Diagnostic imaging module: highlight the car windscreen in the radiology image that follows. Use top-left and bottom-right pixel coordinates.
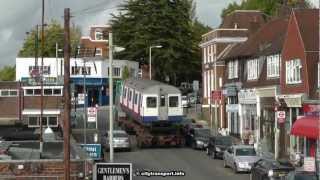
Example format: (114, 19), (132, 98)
(235, 148), (256, 156)
(195, 129), (210, 137)
(113, 132), (128, 138)
(215, 137), (232, 146)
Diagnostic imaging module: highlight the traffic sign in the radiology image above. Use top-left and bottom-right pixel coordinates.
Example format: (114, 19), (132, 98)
(87, 107), (97, 122)
(277, 111), (286, 123)
(94, 163), (132, 180)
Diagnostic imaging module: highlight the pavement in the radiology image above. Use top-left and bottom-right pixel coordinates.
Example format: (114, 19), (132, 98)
(104, 147), (250, 180)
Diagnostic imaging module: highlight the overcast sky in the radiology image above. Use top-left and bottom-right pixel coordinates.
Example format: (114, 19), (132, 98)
(0, 0), (318, 67)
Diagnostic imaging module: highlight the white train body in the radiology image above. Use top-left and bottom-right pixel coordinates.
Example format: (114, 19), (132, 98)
(120, 79), (183, 124)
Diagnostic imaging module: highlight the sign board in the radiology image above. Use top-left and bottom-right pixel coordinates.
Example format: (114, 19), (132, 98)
(78, 93), (85, 105)
(192, 80), (199, 92)
(87, 107), (97, 122)
(211, 90), (222, 101)
(94, 163), (132, 180)
(277, 111), (286, 123)
(303, 157), (315, 172)
(80, 144), (102, 160)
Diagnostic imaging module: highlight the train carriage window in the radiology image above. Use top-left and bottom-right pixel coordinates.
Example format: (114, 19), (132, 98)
(169, 96), (179, 107)
(129, 90), (132, 101)
(147, 97), (157, 108)
(160, 95), (165, 107)
(123, 88), (127, 98)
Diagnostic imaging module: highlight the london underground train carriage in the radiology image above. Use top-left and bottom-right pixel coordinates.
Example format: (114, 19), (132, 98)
(120, 78), (184, 125)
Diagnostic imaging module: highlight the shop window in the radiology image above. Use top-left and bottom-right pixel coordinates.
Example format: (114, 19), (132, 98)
(147, 97), (157, 108)
(169, 96), (179, 107)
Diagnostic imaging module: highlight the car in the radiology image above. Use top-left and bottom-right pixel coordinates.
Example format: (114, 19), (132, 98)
(181, 95), (191, 108)
(285, 171), (317, 180)
(250, 158), (295, 180)
(206, 135), (233, 159)
(103, 130), (131, 151)
(185, 127), (211, 149)
(223, 145), (260, 173)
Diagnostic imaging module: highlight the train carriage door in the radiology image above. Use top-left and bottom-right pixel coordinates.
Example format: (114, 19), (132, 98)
(159, 94), (168, 120)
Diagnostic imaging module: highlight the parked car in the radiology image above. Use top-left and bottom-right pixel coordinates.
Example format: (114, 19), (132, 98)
(250, 158), (295, 180)
(286, 171), (317, 180)
(206, 135), (233, 159)
(103, 130), (131, 151)
(181, 95), (191, 108)
(185, 127), (211, 149)
(223, 145), (260, 173)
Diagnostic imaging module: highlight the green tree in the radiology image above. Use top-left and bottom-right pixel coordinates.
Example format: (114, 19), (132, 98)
(122, 66), (130, 80)
(221, 0), (312, 18)
(0, 66), (15, 81)
(111, 0), (210, 85)
(18, 20), (81, 57)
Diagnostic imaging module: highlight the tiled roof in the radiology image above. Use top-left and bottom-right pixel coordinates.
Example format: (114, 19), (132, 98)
(293, 9), (319, 52)
(220, 10), (267, 29)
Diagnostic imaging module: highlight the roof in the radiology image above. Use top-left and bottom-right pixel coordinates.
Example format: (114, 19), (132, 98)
(219, 17), (289, 61)
(125, 79), (181, 94)
(220, 10), (267, 29)
(293, 9), (319, 52)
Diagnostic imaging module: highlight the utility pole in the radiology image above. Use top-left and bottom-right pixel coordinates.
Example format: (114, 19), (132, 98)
(35, 25), (39, 68)
(63, 8), (71, 180)
(39, 0), (45, 153)
(109, 32), (114, 162)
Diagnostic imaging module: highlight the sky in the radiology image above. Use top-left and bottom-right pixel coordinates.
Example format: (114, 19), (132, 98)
(0, 0), (318, 68)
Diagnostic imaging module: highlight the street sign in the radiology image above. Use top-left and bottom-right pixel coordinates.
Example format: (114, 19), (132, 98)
(78, 93), (85, 105)
(94, 163), (132, 180)
(80, 144), (102, 160)
(211, 90), (222, 101)
(277, 111), (286, 123)
(303, 157), (315, 172)
(87, 107), (97, 122)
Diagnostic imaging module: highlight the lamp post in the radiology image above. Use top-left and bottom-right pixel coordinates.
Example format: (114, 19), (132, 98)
(149, 45), (162, 80)
(108, 32), (125, 163)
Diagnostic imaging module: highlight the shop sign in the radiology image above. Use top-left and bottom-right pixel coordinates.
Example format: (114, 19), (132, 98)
(94, 163), (132, 180)
(80, 144), (102, 160)
(303, 157), (315, 172)
(277, 94), (302, 107)
(238, 89), (256, 104)
(226, 104), (239, 112)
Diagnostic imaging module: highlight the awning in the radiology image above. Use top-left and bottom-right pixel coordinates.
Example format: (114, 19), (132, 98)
(291, 116), (320, 139)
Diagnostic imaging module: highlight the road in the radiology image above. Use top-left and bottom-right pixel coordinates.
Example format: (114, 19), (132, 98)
(106, 148), (250, 180)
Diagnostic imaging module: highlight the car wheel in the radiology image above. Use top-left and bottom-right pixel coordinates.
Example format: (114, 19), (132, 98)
(223, 159), (228, 168)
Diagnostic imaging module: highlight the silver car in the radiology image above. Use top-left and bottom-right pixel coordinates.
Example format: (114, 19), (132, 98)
(223, 145), (260, 173)
(104, 130), (131, 151)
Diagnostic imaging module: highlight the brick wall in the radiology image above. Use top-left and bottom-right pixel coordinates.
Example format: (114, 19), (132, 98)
(0, 159), (92, 180)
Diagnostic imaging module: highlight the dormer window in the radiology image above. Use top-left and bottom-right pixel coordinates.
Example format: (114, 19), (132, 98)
(228, 60), (238, 79)
(95, 29), (104, 40)
(267, 54), (280, 78)
(286, 59), (302, 84)
(247, 59), (259, 80)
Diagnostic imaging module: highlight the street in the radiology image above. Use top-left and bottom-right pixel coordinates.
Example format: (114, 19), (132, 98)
(105, 147), (250, 180)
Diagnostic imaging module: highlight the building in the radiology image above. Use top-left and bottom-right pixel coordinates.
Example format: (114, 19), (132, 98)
(278, 9), (319, 159)
(200, 10), (267, 131)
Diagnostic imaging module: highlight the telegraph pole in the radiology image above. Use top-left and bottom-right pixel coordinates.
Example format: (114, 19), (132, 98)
(109, 32), (114, 162)
(39, 0), (45, 153)
(63, 8), (71, 180)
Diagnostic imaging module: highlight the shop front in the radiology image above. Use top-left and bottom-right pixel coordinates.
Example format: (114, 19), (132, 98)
(224, 83), (241, 137)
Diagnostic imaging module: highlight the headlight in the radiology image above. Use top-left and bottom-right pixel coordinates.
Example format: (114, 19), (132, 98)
(268, 170), (274, 177)
(196, 140), (204, 145)
(215, 147), (221, 152)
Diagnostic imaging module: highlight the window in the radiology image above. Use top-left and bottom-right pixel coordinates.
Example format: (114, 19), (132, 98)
(128, 90), (132, 101)
(95, 30), (104, 40)
(48, 117), (58, 126)
(71, 66), (90, 75)
(26, 89), (33, 95)
(28, 116), (58, 127)
(123, 88), (127, 98)
(44, 89), (53, 95)
(147, 97), (157, 108)
(95, 48), (102, 57)
(0, 89), (18, 97)
(134, 93), (138, 104)
(247, 59), (259, 80)
(113, 67), (121, 77)
(28, 117), (38, 126)
(160, 95), (165, 107)
(286, 59), (302, 84)
(228, 60), (238, 79)
(0, 90), (8, 96)
(25, 87), (62, 96)
(10, 90), (17, 96)
(169, 96), (179, 107)
(53, 89), (62, 95)
(267, 55), (280, 78)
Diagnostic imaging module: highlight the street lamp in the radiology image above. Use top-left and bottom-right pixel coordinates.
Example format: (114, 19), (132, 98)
(149, 45), (162, 80)
(109, 32), (125, 163)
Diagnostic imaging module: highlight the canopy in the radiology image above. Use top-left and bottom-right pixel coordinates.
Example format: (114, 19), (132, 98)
(291, 116), (320, 139)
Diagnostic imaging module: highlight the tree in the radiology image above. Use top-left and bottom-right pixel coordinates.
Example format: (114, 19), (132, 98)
(122, 66), (130, 80)
(221, 0), (312, 18)
(0, 66), (15, 81)
(111, 0), (211, 85)
(18, 20), (81, 58)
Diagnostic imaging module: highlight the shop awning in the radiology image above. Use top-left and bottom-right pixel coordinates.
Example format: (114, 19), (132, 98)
(291, 116), (320, 139)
